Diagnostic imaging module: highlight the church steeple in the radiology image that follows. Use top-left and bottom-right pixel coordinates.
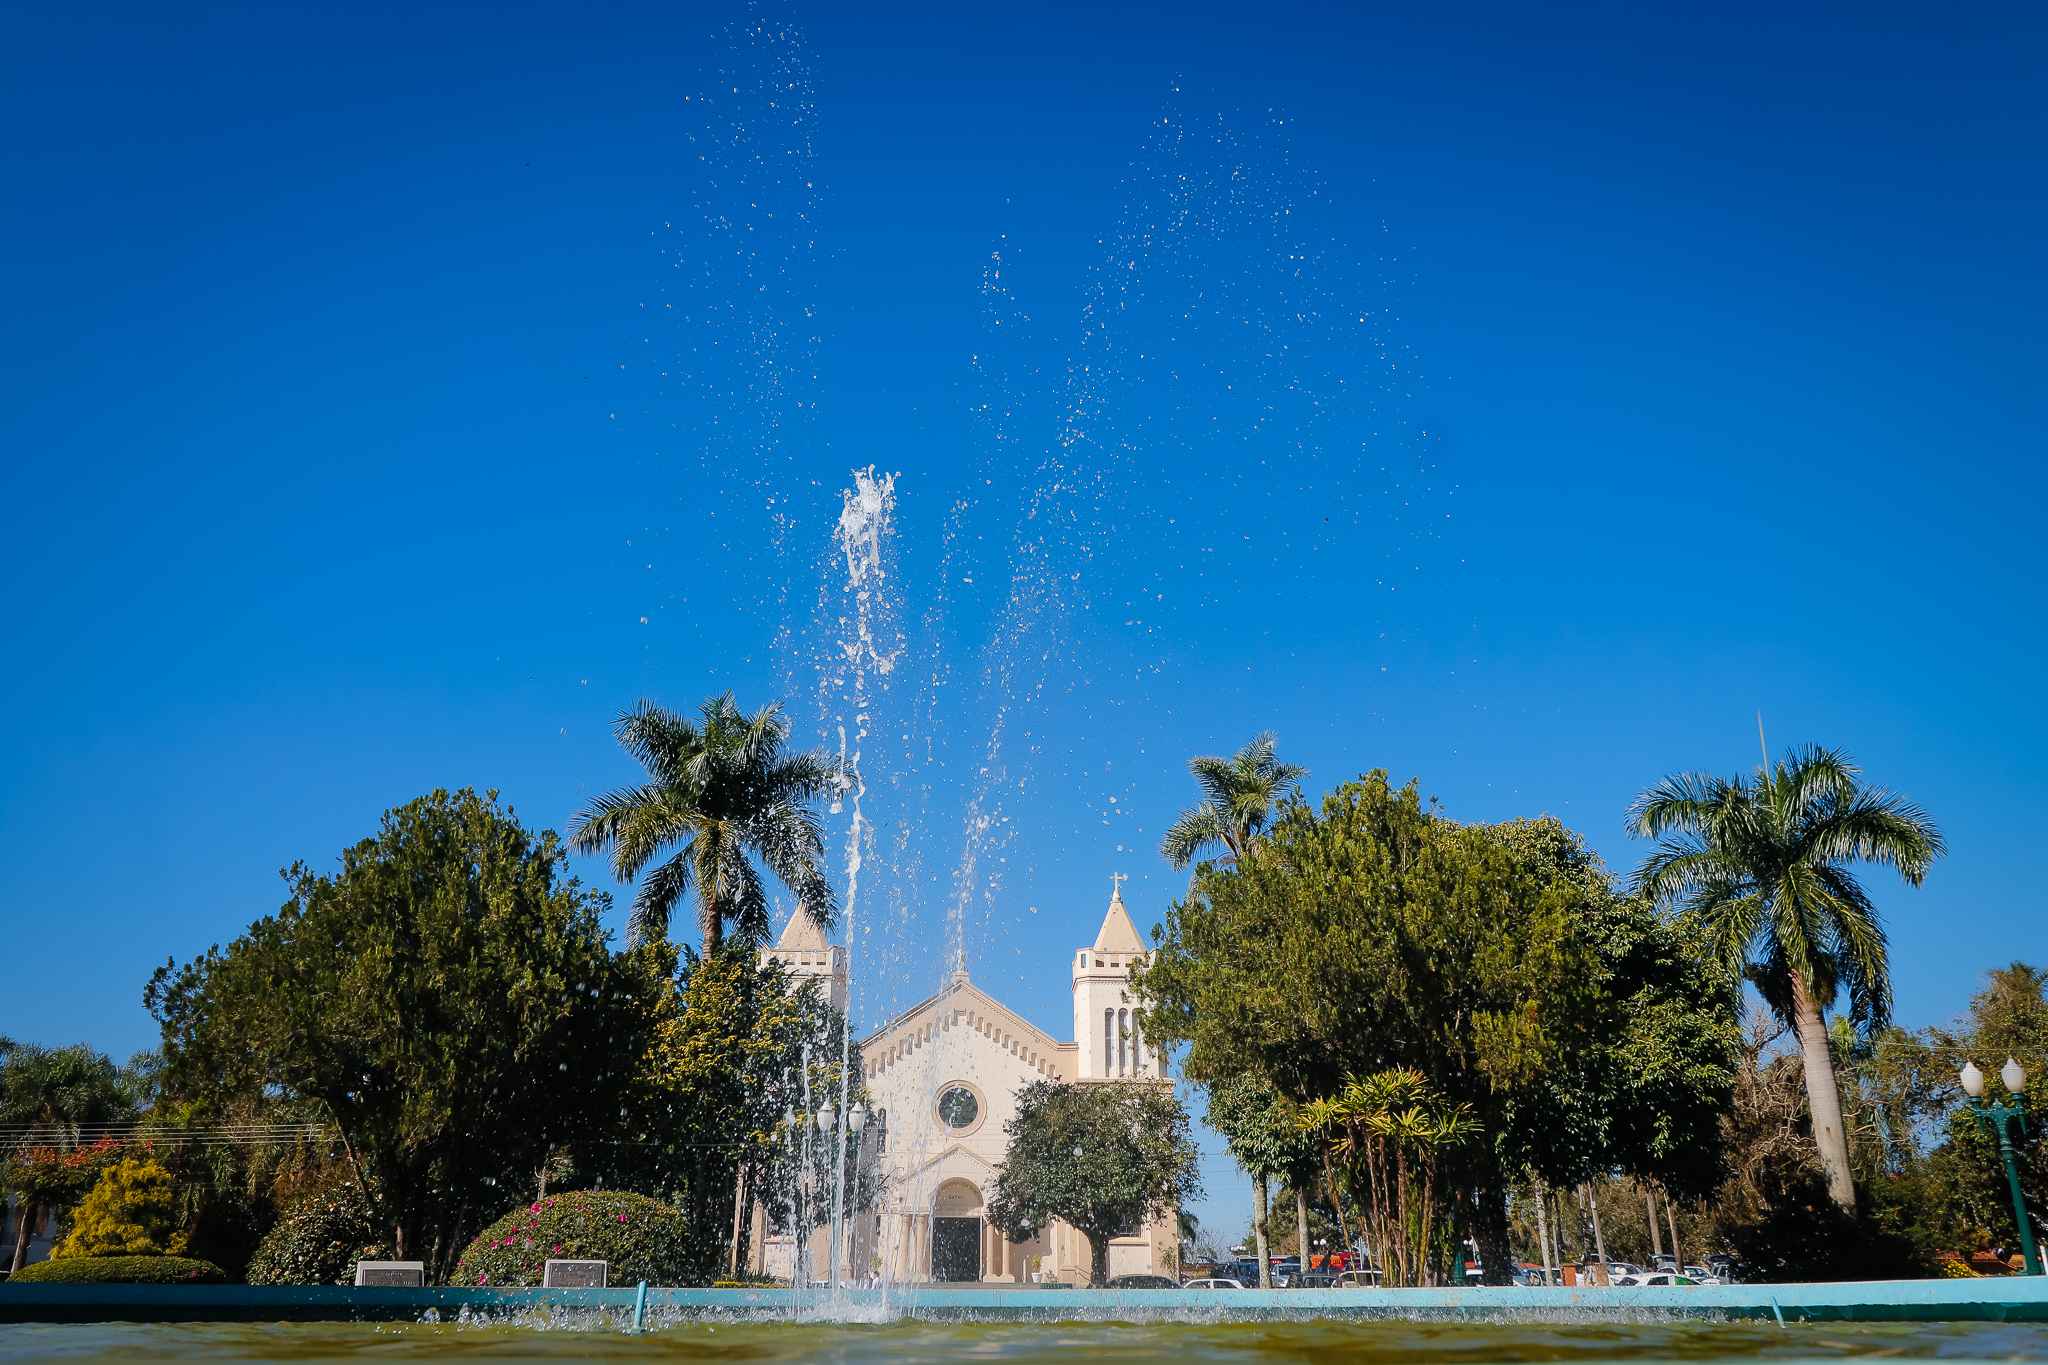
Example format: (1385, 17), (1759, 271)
(1071, 874), (1159, 1079)
(1092, 874), (1146, 954)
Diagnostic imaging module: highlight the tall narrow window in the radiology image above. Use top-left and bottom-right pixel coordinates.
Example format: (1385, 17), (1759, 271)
(1118, 1009), (1129, 1075)
(1104, 1009), (1114, 1075)
(1132, 1013), (1144, 1074)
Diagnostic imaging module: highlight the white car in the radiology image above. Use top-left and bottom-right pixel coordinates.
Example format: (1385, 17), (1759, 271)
(1615, 1272), (1703, 1287)
(1182, 1277), (1244, 1289)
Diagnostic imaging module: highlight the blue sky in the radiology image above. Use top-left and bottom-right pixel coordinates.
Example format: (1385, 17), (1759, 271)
(3, 0), (2043, 1238)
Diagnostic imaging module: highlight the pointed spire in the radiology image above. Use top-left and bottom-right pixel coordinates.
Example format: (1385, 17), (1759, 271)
(775, 903), (829, 951)
(1093, 874), (1145, 953)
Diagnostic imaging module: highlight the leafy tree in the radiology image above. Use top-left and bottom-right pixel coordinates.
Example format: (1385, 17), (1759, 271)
(1203, 1075), (1321, 1287)
(1627, 744), (1945, 1215)
(986, 1079), (1202, 1287)
(52, 1157), (187, 1258)
(1159, 731), (1306, 871)
(1486, 819), (1744, 1208)
(594, 939), (852, 1281)
(146, 787), (662, 1283)
(569, 694), (843, 950)
(1140, 777), (1739, 1284)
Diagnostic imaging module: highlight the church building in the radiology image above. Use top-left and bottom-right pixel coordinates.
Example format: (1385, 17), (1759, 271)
(755, 879), (1176, 1284)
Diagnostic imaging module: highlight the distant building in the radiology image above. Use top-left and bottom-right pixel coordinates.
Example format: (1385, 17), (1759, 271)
(756, 879), (1174, 1283)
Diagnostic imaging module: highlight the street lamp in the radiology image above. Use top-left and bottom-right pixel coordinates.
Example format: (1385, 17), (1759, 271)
(1961, 1057), (2041, 1276)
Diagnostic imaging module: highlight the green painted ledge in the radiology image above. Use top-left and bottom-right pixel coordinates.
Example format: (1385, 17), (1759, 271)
(1, 1277), (2044, 1324)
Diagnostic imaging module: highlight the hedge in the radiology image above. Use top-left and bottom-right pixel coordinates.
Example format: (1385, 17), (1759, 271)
(6, 1255), (226, 1285)
(455, 1191), (689, 1287)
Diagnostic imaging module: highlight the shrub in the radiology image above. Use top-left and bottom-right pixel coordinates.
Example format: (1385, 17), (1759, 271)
(245, 1179), (393, 1286)
(7, 1255), (225, 1285)
(455, 1191), (689, 1287)
(53, 1157), (187, 1259)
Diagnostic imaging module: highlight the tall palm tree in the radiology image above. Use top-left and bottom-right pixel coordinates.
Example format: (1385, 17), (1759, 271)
(570, 693), (844, 951)
(1626, 744), (1943, 1216)
(1159, 732), (1306, 870)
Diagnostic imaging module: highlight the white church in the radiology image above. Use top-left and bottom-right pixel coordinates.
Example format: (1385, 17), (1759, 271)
(752, 878), (1176, 1284)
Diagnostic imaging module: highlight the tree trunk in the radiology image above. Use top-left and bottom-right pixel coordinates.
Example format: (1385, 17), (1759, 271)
(1295, 1182), (1310, 1275)
(1471, 1185), (1516, 1285)
(9, 1201), (36, 1274)
(1790, 971), (1858, 1216)
(1663, 1189), (1683, 1276)
(1645, 1184), (1662, 1258)
(1582, 1184), (1610, 1286)
(1252, 1172), (1272, 1288)
(1089, 1229), (1109, 1288)
(1534, 1184), (1555, 1286)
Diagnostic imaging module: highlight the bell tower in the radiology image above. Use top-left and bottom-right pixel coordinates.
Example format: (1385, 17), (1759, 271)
(1070, 875), (1160, 1079)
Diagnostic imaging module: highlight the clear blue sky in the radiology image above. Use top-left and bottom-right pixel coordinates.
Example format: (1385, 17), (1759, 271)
(3, 2), (2042, 1239)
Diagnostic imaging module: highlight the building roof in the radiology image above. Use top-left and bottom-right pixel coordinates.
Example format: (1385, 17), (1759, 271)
(775, 904), (829, 951)
(1092, 882), (1146, 954)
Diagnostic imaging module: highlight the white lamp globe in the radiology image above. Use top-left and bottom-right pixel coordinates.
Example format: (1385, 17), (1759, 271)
(849, 1103), (867, 1133)
(1961, 1062), (1986, 1098)
(817, 1105), (836, 1133)
(2002, 1058), (2027, 1095)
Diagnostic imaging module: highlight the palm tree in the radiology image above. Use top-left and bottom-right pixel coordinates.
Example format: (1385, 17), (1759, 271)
(1626, 744), (1943, 1216)
(569, 693), (844, 951)
(1159, 732), (1306, 870)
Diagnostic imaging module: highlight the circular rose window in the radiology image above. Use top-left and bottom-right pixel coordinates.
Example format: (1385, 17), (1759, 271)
(937, 1086), (979, 1129)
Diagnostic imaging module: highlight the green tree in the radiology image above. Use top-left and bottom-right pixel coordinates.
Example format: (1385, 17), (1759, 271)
(1139, 777), (1662, 1284)
(146, 787), (661, 1282)
(569, 694), (843, 950)
(1202, 1075), (1321, 1287)
(986, 1079), (1202, 1287)
(597, 939), (854, 1281)
(1159, 731), (1306, 871)
(1627, 744), (1945, 1215)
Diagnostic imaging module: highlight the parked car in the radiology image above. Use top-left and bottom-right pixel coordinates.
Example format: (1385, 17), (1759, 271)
(1105, 1274), (1180, 1290)
(1614, 1272), (1702, 1287)
(1182, 1277), (1245, 1289)
(1334, 1268), (1382, 1287)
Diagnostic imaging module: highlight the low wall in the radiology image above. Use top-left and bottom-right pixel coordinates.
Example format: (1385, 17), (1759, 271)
(2, 1277), (2044, 1325)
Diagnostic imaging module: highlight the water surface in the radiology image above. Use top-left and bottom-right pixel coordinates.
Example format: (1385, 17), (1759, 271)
(4, 1319), (2046, 1364)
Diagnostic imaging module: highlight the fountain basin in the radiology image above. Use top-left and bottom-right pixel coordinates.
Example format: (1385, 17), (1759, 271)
(2, 1277), (2043, 1325)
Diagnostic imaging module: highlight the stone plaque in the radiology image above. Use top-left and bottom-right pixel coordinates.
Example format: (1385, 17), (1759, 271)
(354, 1261), (425, 1287)
(544, 1258), (608, 1288)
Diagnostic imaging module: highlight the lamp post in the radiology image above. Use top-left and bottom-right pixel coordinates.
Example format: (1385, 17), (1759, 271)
(1961, 1058), (2042, 1276)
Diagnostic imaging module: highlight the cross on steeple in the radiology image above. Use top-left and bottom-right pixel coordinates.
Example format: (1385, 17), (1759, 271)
(1111, 871), (1127, 901)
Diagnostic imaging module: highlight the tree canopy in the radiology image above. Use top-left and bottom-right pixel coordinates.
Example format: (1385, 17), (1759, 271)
(145, 787), (662, 1281)
(985, 1079), (1201, 1286)
(569, 693), (843, 950)
(1628, 744), (1943, 1214)
(1138, 773), (1739, 1282)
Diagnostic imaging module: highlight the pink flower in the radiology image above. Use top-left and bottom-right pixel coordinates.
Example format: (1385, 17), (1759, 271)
(618, 1214), (628, 1223)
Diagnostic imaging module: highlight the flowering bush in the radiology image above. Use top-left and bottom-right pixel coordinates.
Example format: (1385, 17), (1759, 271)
(455, 1191), (689, 1287)
(244, 1179), (392, 1286)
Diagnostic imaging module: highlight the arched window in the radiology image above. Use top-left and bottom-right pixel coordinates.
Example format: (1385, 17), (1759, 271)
(1117, 1009), (1129, 1075)
(1104, 1009), (1114, 1075)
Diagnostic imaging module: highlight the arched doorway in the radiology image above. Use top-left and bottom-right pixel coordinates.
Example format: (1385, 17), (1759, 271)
(931, 1179), (983, 1282)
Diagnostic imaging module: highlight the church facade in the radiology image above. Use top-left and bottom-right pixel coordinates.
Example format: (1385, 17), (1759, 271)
(755, 881), (1175, 1284)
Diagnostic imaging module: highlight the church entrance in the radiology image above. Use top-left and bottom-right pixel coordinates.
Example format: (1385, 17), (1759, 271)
(932, 1217), (981, 1281)
(930, 1179), (984, 1282)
